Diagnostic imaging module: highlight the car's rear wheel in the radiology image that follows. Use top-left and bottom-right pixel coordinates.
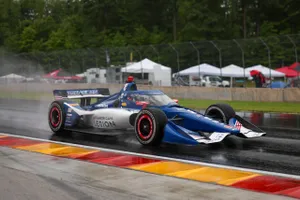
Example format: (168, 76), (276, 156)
(48, 101), (66, 134)
(134, 108), (167, 146)
(204, 103), (236, 124)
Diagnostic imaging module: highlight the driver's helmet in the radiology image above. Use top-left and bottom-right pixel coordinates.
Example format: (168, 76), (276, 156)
(126, 76), (134, 83)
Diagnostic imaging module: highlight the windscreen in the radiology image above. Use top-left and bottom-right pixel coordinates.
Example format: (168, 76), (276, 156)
(127, 93), (175, 106)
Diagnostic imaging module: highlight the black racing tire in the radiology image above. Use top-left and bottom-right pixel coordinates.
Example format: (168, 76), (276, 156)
(204, 103), (236, 124)
(134, 108), (168, 146)
(48, 100), (67, 134)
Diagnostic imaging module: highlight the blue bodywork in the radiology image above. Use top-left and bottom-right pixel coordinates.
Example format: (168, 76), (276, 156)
(54, 81), (258, 145)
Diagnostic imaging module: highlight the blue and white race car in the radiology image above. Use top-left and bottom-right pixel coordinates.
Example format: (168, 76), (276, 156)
(48, 77), (266, 146)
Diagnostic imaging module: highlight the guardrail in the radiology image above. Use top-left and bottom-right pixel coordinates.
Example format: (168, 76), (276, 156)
(1, 83), (300, 102)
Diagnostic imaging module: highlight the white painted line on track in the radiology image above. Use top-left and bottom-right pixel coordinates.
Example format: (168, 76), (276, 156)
(1, 132), (300, 180)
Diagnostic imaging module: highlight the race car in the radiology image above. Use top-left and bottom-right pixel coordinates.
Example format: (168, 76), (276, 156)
(48, 77), (266, 146)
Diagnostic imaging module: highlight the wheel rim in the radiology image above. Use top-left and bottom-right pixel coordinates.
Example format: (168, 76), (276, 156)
(137, 114), (153, 140)
(50, 107), (61, 127)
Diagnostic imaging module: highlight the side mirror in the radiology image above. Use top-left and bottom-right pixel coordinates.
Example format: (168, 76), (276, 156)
(173, 99), (179, 103)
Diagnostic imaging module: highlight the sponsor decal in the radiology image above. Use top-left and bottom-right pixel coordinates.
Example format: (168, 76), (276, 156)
(69, 103), (79, 106)
(96, 103), (108, 108)
(210, 132), (226, 141)
(67, 113), (72, 117)
(67, 108), (72, 113)
(67, 89), (98, 96)
(121, 102), (127, 107)
(93, 117), (116, 128)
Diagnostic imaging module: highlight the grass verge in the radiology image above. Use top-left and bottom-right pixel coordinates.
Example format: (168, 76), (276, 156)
(1, 91), (299, 113)
(179, 99), (300, 113)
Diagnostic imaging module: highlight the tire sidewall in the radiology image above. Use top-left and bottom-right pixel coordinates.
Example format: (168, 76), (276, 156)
(205, 106), (227, 123)
(48, 102), (64, 132)
(135, 109), (157, 145)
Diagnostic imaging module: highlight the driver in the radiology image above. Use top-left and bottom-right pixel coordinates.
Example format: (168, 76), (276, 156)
(123, 76), (137, 91)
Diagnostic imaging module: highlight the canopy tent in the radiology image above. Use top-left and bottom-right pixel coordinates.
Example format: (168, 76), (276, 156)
(275, 66), (298, 77)
(121, 58), (171, 86)
(289, 62), (300, 71)
(43, 69), (62, 78)
(0, 73), (25, 79)
(174, 63), (221, 76)
(288, 62), (300, 75)
(43, 69), (83, 80)
(121, 58), (170, 73)
(245, 65), (285, 77)
(0, 73), (26, 83)
(221, 64), (248, 77)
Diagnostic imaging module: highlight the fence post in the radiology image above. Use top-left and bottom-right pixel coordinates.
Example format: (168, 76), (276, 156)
(49, 52), (61, 68)
(103, 48), (110, 68)
(286, 35), (298, 63)
(190, 41), (201, 84)
(210, 41), (222, 76)
(128, 47), (143, 80)
(150, 45), (160, 63)
(259, 38), (272, 84)
(76, 49), (84, 72)
(168, 44), (180, 75)
(120, 48), (127, 82)
(87, 48), (98, 67)
(32, 52), (41, 71)
(233, 39), (246, 87)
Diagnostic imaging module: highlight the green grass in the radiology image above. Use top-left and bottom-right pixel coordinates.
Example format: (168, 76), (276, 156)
(0, 91), (299, 113)
(179, 99), (300, 113)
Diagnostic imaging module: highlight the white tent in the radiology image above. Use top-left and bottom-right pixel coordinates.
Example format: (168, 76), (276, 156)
(221, 64), (248, 77)
(0, 73), (26, 83)
(174, 63), (221, 76)
(245, 65), (285, 77)
(0, 73), (25, 79)
(121, 58), (171, 86)
(121, 58), (170, 73)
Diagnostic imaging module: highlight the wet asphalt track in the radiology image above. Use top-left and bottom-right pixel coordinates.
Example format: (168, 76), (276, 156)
(0, 98), (300, 176)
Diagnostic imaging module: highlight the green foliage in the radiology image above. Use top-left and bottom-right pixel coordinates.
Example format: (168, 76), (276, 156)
(1, 0), (300, 73)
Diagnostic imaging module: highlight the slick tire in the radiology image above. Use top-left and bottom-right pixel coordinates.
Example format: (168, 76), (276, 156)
(134, 108), (167, 146)
(48, 100), (67, 135)
(204, 103), (236, 124)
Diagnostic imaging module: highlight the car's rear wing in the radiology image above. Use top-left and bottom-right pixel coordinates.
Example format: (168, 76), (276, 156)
(53, 88), (110, 106)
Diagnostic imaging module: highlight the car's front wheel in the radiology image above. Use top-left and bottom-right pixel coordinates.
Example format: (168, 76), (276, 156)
(134, 108), (167, 146)
(204, 103), (236, 124)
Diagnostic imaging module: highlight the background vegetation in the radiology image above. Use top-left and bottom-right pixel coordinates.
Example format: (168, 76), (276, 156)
(1, 0), (300, 73)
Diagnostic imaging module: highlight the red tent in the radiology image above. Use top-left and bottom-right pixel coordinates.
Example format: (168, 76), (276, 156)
(289, 62), (300, 70)
(43, 69), (83, 80)
(43, 69), (62, 78)
(275, 66), (298, 77)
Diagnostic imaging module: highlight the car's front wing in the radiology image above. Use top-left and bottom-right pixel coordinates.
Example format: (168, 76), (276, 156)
(162, 120), (265, 145)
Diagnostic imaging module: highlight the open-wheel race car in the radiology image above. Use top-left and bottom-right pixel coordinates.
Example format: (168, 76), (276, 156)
(48, 77), (266, 146)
